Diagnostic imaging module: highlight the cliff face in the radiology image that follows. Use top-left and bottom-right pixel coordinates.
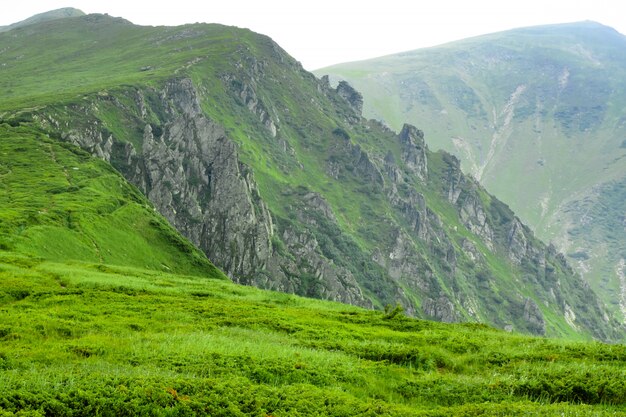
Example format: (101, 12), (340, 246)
(317, 22), (626, 323)
(6, 14), (620, 340)
(38, 78), (369, 308)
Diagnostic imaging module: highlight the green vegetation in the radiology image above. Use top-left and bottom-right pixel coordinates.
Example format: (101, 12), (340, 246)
(1, 255), (625, 416)
(0, 13), (625, 416)
(0, 123), (222, 278)
(317, 22), (626, 319)
(0, 13), (619, 340)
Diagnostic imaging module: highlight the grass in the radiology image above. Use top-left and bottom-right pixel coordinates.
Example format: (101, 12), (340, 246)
(1, 255), (625, 416)
(0, 123), (222, 278)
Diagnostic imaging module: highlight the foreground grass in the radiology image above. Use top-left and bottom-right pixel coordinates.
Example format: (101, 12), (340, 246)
(1, 254), (625, 416)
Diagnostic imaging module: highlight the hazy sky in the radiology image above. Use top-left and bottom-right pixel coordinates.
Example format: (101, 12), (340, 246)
(3, 0), (625, 70)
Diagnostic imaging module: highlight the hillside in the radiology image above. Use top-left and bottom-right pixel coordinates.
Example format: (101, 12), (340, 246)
(0, 122), (223, 278)
(0, 8), (85, 32)
(316, 22), (626, 321)
(1, 255), (626, 416)
(0, 13), (621, 340)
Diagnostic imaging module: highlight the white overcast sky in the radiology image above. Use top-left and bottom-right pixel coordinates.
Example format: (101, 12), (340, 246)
(2, 1), (625, 70)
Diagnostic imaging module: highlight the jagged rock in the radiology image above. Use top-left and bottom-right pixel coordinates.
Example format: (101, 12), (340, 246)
(301, 192), (337, 223)
(461, 239), (481, 262)
(444, 154), (464, 205)
(336, 80), (364, 116)
(279, 228), (370, 306)
(422, 296), (459, 322)
(383, 151), (403, 186)
(223, 74), (278, 137)
(327, 135), (384, 186)
(523, 298), (546, 334)
(318, 74), (331, 92)
(398, 124), (428, 180)
(507, 218), (529, 265)
(459, 192), (494, 250)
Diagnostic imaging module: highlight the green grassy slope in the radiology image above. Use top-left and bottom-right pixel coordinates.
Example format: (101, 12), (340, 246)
(1, 255), (625, 416)
(0, 14), (251, 111)
(0, 14), (619, 340)
(0, 122), (223, 278)
(0, 8), (85, 33)
(317, 21), (626, 320)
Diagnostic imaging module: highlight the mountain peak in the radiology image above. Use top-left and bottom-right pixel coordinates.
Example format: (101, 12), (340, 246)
(0, 7), (85, 32)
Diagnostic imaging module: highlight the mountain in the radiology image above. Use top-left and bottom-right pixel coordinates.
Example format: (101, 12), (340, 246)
(317, 22), (626, 321)
(0, 7), (85, 32)
(0, 13), (620, 340)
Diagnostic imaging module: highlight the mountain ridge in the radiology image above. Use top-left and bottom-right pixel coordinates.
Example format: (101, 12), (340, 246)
(0, 13), (621, 340)
(317, 21), (626, 322)
(0, 7), (85, 32)
(1, 12), (626, 416)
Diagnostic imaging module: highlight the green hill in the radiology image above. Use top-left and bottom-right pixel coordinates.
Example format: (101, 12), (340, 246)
(0, 123), (223, 278)
(316, 22), (626, 321)
(0, 8), (85, 33)
(1, 255), (625, 416)
(0, 13), (620, 340)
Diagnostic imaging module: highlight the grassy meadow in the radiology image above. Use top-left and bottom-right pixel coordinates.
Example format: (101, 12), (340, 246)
(1, 255), (626, 416)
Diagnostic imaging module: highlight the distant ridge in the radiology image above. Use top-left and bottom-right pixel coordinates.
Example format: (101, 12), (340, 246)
(317, 20), (626, 322)
(0, 7), (85, 32)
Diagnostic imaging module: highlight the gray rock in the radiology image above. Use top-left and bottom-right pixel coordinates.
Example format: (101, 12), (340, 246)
(336, 80), (364, 116)
(523, 298), (546, 334)
(398, 124), (428, 180)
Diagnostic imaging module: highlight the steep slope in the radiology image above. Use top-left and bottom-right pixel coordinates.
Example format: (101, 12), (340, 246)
(0, 122), (223, 278)
(0, 13), (620, 340)
(317, 22), (626, 321)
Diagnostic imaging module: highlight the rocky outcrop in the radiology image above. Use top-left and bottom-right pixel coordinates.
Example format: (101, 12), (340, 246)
(459, 193), (494, 251)
(327, 132), (384, 185)
(506, 218), (530, 265)
(223, 74), (278, 138)
(336, 81), (364, 117)
(523, 298), (546, 334)
(300, 192), (337, 224)
(38, 78), (371, 308)
(277, 227), (368, 305)
(398, 124), (428, 181)
(422, 296), (459, 323)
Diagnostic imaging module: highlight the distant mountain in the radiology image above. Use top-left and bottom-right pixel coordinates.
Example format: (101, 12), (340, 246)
(317, 22), (626, 322)
(0, 13), (620, 340)
(0, 8), (85, 32)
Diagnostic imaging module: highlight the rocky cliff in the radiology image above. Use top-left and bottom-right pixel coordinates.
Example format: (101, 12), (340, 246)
(317, 22), (626, 323)
(2, 13), (620, 340)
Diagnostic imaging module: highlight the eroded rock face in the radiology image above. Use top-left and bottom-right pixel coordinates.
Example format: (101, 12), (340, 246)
(138, 113), (274, 279)
(422, 296), (459, 323)
(523, 298), (546, 334)
(398, 124), (428, 181)
(336, 80), (364, 117)
(42, 78), (371, 308)
(33, 72), (615, 339)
